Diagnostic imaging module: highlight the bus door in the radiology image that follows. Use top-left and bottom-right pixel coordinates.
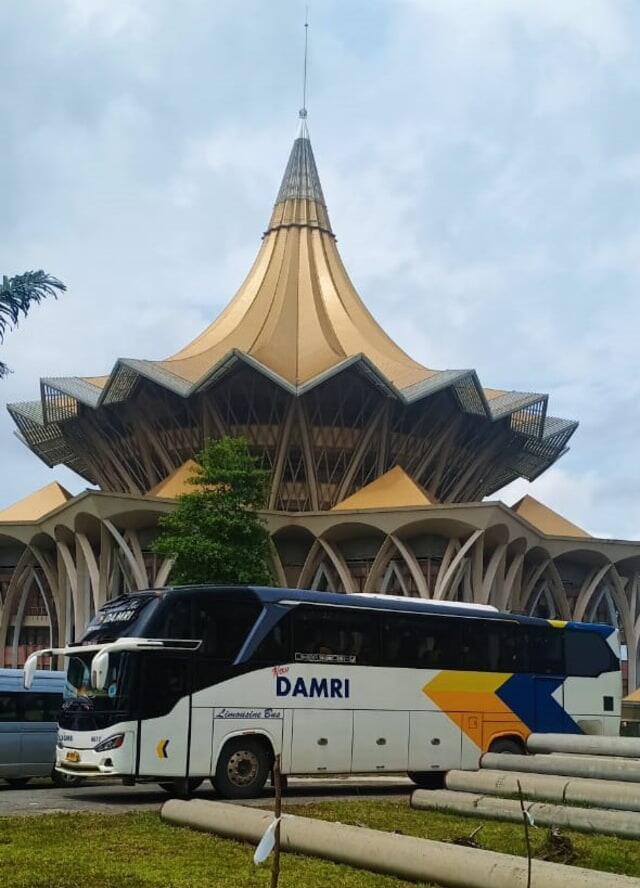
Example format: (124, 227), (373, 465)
(136, 654), (192, 778)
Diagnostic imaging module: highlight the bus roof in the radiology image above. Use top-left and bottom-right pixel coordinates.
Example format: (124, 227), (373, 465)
(0, 668), (66, 693)
(150, 584), (615, 634)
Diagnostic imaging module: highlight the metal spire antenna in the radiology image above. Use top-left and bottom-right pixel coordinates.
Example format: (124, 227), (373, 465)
(299, 8), (309, 131)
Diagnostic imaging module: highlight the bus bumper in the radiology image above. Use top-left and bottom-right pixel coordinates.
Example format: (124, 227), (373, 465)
(56, 733), (135, 778)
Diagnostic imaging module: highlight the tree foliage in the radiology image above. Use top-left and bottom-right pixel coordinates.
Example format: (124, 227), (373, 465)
(152, 437), (275, 586)
(0, 271), (66, 378)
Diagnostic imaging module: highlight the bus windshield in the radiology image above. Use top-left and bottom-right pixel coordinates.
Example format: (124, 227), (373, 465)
(81, 594), (161, 645)
(61, 652), (134, 730)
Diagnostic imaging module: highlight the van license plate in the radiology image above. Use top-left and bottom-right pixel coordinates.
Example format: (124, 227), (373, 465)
(65, 751), (80, 763)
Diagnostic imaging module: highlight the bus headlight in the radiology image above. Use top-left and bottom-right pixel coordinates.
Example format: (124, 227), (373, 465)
(94, 733), (125, 752)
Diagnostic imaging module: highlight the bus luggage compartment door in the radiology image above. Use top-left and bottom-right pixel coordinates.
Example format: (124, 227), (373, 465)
(352, 710), (409, 772)
(290, 709), (352, 774)
(409, 711), (463, 772)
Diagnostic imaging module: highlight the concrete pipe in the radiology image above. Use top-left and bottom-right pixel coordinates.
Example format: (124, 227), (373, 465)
(528, 734), (640, 758)
(446, 769), (640, 813)
(161, 798), (640, 888)
(412, 789), (640, 840)
(481, 751), (640, 782)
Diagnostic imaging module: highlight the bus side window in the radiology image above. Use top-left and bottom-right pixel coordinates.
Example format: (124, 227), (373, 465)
(292, 606), (379, 665)
(380, 614), (426, 668)
(485, 622), (525, 673)
(250, 612), (293, 665)
(194, 598), (262, 661)
(566, 630), (617, 677)
(528, 626), (564, 675)
(0, 693), (18, 721)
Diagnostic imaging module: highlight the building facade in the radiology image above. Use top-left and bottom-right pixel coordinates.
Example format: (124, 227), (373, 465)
(2, 118), (639, 687)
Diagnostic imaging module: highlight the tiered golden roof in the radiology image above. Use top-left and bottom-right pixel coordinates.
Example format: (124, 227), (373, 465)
(155, 128), (431, 390)
(8, 118), (578, 498)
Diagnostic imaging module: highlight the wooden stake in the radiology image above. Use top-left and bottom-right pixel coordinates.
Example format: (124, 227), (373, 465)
(517, 779), (532, 888)
(271, 754), (282, 888)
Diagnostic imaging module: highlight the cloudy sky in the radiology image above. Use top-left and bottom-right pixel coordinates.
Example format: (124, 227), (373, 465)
(1, 0), (639, 539)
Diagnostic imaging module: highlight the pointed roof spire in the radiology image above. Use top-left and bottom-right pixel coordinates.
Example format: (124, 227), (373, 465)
(274, 131), (326, 206)
(273, 10), (325, 209)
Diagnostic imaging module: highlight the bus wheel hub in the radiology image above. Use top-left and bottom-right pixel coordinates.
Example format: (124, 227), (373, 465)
(227, 750), (259, 786)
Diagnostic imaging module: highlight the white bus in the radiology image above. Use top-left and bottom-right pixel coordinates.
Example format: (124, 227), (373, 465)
(25, 585), (621, 799)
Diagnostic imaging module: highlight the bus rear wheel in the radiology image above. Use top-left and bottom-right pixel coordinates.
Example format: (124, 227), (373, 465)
(488, 737), (524, 755)
(157, 778), (203, 798)
(407, 771), (445, 790)
(213, 737), (271, 800)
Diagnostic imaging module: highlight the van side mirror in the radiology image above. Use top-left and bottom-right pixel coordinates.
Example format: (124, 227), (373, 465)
(23, 654), (37, 689)
(91, 650), (109, 690)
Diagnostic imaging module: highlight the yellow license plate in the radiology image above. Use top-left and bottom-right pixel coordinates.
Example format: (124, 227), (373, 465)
(65, 751), (80, 763)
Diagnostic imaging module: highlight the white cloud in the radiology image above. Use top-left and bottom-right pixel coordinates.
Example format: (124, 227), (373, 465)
(0, 0), (639, 541)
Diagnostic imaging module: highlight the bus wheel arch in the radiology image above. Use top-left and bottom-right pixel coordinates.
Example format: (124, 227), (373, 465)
(213, 733), (275, 800)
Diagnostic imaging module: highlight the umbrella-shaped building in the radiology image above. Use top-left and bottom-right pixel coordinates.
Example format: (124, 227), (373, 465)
(2, 120), (639, 689)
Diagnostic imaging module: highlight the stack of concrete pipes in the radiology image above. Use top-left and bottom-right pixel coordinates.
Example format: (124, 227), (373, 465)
(412, 732), (640, 839)
(161, 798), (640, 887)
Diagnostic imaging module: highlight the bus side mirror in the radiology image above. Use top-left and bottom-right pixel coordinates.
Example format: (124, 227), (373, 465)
(23, 654), (37, 689)
(91, 650), (109, 691)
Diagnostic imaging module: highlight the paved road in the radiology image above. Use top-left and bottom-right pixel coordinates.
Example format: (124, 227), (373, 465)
(0, 776), (413, 816)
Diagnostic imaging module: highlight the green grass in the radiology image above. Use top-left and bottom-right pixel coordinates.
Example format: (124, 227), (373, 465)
(0, 811), (426, 888)
(1, 799), (639, 888)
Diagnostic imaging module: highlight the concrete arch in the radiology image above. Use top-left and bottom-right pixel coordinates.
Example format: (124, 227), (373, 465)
(434, 530), (483, 600)
(298, 541), (323, 590)
(380, 560), (410, 596)
(574, 562), (614, 622)
(0, 549), (35, 665)
(317, 538), (355, 594)
(102, 520), (148, 590)
(389, 515), (482, 542)
(362, 536), (396, 595)
(154, 557), (176, 588)
(522, 560), (570, 621)
(271, 524), (318, 587)
(389, 533), (429, 599)
(498, 538), (527, 611)
(10, 569), (36, 668)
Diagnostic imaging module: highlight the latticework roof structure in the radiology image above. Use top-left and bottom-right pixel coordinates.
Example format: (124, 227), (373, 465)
(7, 120), (577, 506)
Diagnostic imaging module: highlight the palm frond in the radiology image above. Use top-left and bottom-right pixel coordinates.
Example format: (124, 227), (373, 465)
(0, 271), (66, 342)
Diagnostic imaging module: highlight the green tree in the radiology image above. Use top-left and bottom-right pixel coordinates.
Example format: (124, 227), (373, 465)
(1, 271), (66, 378)
(152, 437), (275, 586)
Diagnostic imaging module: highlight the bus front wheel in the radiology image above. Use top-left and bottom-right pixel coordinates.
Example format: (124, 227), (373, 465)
(213, 737), (272, 800)
(51, 769), (83, 788)
(407, 771), (445, 790)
